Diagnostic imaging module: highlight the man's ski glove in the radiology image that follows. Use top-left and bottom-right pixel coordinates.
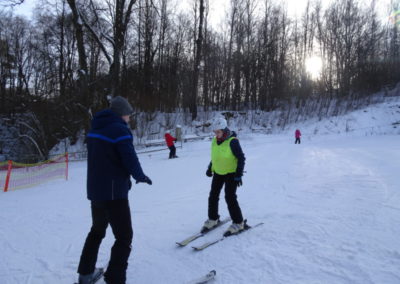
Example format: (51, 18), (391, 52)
(144, 176), (152, 185)
(234, 176), (242, 187)
(206, 168), (213, 177)
(136, 175), (152, 185)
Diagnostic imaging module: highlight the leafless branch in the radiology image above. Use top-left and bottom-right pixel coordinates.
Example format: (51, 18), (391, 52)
(77, 8), (113, 64)
(1, 0), (25, 7)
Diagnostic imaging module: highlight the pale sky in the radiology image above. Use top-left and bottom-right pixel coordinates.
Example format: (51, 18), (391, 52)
(184, 0), (394, 29)
(178, 0), (322, 28)
(10, 0), (396, 27)
(8, 0), (36, 18)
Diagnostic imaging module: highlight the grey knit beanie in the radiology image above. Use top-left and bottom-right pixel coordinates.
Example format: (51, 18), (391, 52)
(110, 96), (134, 116)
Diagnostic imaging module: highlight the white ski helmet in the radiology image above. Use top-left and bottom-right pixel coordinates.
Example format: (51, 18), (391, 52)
(212, 117), (227, 131)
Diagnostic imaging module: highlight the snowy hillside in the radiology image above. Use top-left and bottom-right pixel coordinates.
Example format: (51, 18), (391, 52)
(49, 94), (400, 156)
(1, 100), (400, 284)
(279, 98), (400, 138)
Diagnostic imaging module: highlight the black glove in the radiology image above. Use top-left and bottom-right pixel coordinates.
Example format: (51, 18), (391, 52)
(136, 175), (152, 185)
(234, 176), (242, 187)
(206, 168), (213, 177)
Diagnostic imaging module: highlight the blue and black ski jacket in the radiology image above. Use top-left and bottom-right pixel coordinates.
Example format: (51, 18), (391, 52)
(86, 109), (147, 201)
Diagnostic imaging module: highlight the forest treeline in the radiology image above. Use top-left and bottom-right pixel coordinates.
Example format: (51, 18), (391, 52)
(0, 0), (399, 160)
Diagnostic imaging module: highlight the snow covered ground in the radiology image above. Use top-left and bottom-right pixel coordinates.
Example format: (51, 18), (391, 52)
(1, 130), (400, 284)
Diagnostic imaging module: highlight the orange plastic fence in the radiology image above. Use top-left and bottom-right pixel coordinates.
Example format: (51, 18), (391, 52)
(0, 153), (68, 192)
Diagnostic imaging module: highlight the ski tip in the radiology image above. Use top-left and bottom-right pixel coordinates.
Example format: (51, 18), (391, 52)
(192, 246), (205, 251)
(210, 270), (216, 276)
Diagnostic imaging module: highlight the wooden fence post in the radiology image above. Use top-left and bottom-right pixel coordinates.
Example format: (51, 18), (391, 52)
(65, 153), (69, 181)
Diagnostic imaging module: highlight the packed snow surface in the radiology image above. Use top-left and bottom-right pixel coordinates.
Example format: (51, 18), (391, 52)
(1, 131), (399, 284)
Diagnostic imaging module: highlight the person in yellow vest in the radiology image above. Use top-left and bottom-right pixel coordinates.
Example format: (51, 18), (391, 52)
(201, 118), (246, 236)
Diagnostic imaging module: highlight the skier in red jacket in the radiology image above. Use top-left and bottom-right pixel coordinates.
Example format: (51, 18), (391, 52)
(295, 129), (301, 144)
(165, 130), (178, 159)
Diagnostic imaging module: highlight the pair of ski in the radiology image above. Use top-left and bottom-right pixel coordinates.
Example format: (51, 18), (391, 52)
(176, 217), (264, 251)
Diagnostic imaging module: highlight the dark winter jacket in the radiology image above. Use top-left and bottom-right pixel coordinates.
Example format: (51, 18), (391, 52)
(86, 109), (147, 201)
(208, 131), (245, 177)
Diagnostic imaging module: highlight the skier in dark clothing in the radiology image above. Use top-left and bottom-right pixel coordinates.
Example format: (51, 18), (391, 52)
(202, 118), (246, 236)
(77, 96), (152, 284)
(165, 130), (178, 159)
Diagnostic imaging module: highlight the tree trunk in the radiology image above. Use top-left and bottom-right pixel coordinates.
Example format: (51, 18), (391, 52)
(191, 0), (205, 120)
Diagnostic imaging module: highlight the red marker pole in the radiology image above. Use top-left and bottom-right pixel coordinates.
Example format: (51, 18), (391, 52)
(4, 160), (12, 192)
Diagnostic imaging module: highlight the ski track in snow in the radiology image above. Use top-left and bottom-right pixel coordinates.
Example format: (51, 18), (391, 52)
(0, 134), (400, 283)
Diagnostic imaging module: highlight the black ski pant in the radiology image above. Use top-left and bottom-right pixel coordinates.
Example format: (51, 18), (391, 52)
(168, 145), (176, 158)
(295, 138), (301, 144)
(208, 173), (243, 224)
(78, 199), (133, 284)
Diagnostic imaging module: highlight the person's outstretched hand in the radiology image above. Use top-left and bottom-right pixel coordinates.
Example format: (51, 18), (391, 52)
(136, 175), (152, 185)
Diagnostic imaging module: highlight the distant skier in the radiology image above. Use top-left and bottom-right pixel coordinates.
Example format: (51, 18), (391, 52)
(295, 129), (301, 144)
(77, 96), (152, 284)
(165, 130), (178, 159)
(202, 118), (246, 236)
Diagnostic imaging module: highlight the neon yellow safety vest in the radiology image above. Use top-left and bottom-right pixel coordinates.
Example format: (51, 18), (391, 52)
(211, 137), (238, 175)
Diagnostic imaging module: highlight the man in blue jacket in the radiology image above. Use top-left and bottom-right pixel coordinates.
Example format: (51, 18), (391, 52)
(77, 96), (152, 284)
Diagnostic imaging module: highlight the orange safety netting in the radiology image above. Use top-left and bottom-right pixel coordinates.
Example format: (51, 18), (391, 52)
(0, 153), (68, 192)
